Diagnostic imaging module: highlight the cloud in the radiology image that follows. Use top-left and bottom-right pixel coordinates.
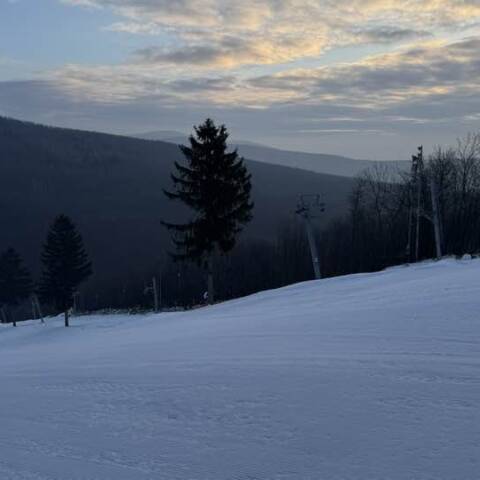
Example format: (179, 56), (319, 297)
(247, 37), (480, 108)
(4, 1), (480, 159)
(18, 35), (475, 136)
(353, 26), (432, 44)
(132, 33), (328, 69)
(18, 34), (475, 157)
(59, 0), (480, 70)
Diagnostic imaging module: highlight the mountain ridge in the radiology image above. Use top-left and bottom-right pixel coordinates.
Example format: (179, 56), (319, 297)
(134, 130), (409, 178)
(0, 116), (353, 306)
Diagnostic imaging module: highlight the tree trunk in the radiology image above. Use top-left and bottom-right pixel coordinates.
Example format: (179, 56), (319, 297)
(207, 254), (214, 305)
(152, 277), (160, 312)
(9, 308), (16, 327)
(430, 177), (443, 259)
(0, 307), (7, 324)
(64, 309), (70, 327)
(34, 295), (44, 324)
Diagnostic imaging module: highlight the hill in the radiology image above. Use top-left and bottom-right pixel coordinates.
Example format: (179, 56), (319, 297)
(136, 130), (409, 177)
(0, 116), (353, 306)
(0, 258), (479, 479)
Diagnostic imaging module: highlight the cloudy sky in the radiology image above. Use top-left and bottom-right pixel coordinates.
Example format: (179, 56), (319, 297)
(1, 0), (480, 159)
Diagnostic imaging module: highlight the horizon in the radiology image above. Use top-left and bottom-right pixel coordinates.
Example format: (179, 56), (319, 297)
(1, 1), (480, 160)
(0, 115), (406, 161)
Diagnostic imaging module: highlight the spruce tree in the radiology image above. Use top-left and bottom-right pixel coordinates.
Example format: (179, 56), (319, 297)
(39, 215), (92, 327)
(163, 118), (253, 304)
(0, 248), (33, 326)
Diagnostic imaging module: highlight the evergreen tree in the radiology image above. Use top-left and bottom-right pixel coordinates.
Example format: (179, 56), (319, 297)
(39, 215), (92, 327)
(0, 248), (33, 326)
(163, 118), (254, 303)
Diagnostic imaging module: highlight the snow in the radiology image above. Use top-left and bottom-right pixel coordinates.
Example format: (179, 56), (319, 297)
(1, 258), (479, 479)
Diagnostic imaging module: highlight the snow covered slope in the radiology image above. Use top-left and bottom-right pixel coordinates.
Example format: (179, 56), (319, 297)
(1, 259), (479, 479)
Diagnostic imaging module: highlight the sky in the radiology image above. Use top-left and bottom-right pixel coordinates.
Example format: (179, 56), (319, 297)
(1, 0), (480, 160)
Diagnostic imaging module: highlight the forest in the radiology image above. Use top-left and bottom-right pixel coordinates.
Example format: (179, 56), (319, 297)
(1, 116), (480, 322)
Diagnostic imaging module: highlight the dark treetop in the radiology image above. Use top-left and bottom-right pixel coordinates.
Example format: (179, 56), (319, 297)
(39, 214), (92, 314)
(163, 118), (254, 263)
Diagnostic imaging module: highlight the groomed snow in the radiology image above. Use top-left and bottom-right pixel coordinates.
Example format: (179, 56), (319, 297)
(1, 258), (479, 479)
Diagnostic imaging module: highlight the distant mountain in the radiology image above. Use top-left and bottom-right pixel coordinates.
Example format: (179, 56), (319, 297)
(136, 130), (187, 142)
(233, 144), (409, 178)
(0, 117), (353, 306)
(135, 131), (266, 148)
(135, 131), (409, 178)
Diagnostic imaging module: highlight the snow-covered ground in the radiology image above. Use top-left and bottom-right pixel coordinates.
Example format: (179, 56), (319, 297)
(1, 259), (479, 479)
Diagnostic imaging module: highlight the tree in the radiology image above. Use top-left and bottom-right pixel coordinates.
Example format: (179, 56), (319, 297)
(39, 215), (92, 327)
(163, 118), (254, 304)
(0, 248), (33, 326)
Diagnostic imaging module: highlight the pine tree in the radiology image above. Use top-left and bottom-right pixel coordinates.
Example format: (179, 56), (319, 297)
(0, 248), (33, 326)
(39, 215), (92, 327)
(163, 119), (254, 304)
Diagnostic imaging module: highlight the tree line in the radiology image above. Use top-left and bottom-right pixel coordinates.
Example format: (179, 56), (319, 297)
(320, 133), (480, 276)
(2, 120), (479, 325)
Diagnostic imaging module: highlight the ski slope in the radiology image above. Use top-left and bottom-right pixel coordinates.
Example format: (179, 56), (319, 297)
(1, 259), (479, 479)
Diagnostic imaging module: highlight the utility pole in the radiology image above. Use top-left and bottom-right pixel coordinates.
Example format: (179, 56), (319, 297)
(306, 217), (321, 280)
(296, 194), (325, 280)
(414, 146), (424, 262)
(152, 276), (160, 312)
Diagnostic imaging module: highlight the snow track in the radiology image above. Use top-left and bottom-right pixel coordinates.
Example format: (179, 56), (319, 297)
(1, 259), (479, 479)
